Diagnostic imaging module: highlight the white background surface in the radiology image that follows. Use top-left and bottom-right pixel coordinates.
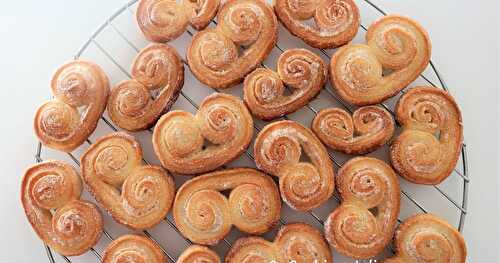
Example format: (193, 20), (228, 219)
(0, 0), (498, 262)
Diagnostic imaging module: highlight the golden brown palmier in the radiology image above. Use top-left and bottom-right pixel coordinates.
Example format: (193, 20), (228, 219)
(275, 0), (360, 49)
(325, 157), (400, 259)
(21, 160), (103, 256)
(136, 0), (220, 42)
(226, 223), (332, 263)
(384, 214), (467, 263)
(244, 48), (327, 120)
(152, 93), (253, 175)
(173, 168), (281, 245)
(312, 106), (394, 154)
(183, 0), (221, 30)
(390, 87), (463, 185)
(177, 245), (221, 263)
(108, 44), (184, 131)
(102, 234), (166, 263)
(187, 0), (278, 89)
(254, 120), (334, 211)
(81, 132), (175, 230)
(330, 15), (431, 106)
(34, 60), (109, 152)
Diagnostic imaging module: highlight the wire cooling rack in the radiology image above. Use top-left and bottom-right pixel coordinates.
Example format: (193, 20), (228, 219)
(35, 0), (469, 262)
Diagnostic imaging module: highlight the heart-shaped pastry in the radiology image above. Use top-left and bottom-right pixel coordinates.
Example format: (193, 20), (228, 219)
(226, 223), (332, 263)
(107, 43), (184, 131)
(34, 60), (109, 152)
(136, 0), (220, 42)
(274, 0), (360, 48)
(187, 0), (278, 89)
(244, 48), (327, 120)
(173, 168), (281, 245)
(325, 157), (400, 259)
(177, 245), (220, 263)
(254, 120), (335, 211)
(330, 15), (431, 106)
(312, 106), (394, 154)
(81, 132), (175, 230)
(384, 214), (466, 263)
(102, 234), (166, 263)
(152, 93), (253, 175)
(390, 86), (463, 185)
(21, 160), (103, 256)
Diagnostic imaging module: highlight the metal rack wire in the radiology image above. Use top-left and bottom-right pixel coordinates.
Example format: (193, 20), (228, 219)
(35, 0), (469, 262)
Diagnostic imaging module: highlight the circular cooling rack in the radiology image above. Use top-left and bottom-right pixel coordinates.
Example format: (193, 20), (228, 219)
(35, 0), (469, 262)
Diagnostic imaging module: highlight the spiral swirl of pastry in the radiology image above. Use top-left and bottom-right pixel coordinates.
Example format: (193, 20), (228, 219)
(330, 15), (431, 106)
(312, 106), (395, 154)
(34, 60), (109, 152)
(137, 0), (220, 42)
(254, 120), (334, 211)
(384, 214), (466, 263)
(390, 87), (463, 185)
(243, 48), (327, 120)
(177, 245), (221, 263)
(187, 0), (278, 89)
(153, 93), (253, 175)
(107, 44), (184, 131)
(183, 0), (220, 30)
(102, 234), (166, 263)
(81, 132), (175, 230)
(131, 43), (184, 90)
(226, 223), (332, 263)
(324, 157), (400, 259)
(136, 0), (189, 42)
(274, 0), (360, 49)
(21, 161), (103, 256)
(173, 168), (281, 245)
